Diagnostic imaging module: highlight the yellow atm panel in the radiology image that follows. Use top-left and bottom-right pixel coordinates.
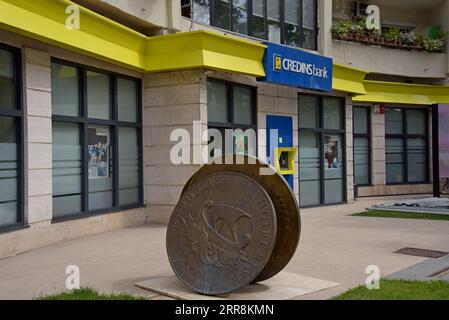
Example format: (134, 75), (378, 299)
(274, 147), (297, 176)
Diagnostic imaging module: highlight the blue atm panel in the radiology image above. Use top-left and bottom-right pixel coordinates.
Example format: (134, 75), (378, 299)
(266, 115), (294, 189)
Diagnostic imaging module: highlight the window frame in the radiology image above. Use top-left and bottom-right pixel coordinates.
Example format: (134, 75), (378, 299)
(207, 78), (257, 156)
(385, 106), (430, 185)
(0, 43), (24, 233)
(298, 94), (347, 207)
(190, 0), (318, 50)
(353, 106), (372, 187)
(51, 58), (144, 223)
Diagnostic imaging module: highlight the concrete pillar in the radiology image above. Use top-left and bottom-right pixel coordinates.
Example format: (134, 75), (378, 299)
(372, 107), (386, 186)
(143, 70), (205, 224)
(319, 0), (333, 56)
(23, 47), (53, 224)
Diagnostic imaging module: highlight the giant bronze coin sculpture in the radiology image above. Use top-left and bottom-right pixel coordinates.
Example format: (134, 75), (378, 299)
(166, 156), (301, 295)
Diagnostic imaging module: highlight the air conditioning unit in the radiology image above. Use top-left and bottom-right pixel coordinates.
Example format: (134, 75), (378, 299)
(353, 2), (369, 18)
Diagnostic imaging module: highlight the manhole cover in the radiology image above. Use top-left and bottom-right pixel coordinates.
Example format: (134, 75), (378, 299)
(394, 247), (448, 259)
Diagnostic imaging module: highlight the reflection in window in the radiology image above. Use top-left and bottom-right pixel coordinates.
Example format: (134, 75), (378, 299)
(0, 117), (18, 227)
(51, 63), (79, 117)
(51, 61), (142, 219)
(207, 80), (256, 159)
(119, 127), (140, 206)
(88, 126), (113, 211)
(353, 107), (371, 186)
(187, 0), (317, 49)
(87, 71), (111, 120)
(53, 122), (82, 218)
(385, 107), (428, 184)
(0, 46), (21, 229)
(0, 49), (15, 109)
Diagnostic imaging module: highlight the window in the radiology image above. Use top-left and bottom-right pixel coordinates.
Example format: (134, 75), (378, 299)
(51, 60), (143, 220)
(299, 95), (346, 207)
(353, 107), (371, 186)
(385, 107), (429, 184)
(187, 0), (317, 50)
(0, 45), (23, 229)
(207, 80), (256, 158)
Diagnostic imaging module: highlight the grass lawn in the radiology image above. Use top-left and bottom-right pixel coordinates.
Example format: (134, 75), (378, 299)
(334, 279), (449, 300)
(36, 288), (145, 300)
(352, 210), (449, 221)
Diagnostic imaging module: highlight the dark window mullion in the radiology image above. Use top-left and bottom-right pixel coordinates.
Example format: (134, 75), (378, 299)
(247, 0), (253, 36)
(299, 0), (304, 47)
(403, 109), (408, 183)
(81, 68), (89, 213)
(112, 76), (119, 208)
(264, 0), (268, 39)
(280, 0), (285, 44)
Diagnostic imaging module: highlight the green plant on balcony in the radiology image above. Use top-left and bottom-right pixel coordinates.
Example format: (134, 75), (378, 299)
(423, 38), (445, 53)
(384, 27), (400, 44)
(331, 19), (352, 39)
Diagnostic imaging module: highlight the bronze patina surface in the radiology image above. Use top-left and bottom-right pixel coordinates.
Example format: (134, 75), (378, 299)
(181, 155), (301, 282)
(166, 172), (277, 295)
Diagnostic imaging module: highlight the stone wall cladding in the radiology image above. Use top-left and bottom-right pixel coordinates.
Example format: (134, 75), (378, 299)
(143, 69), (206, 224)
(0, 30), (148, 259)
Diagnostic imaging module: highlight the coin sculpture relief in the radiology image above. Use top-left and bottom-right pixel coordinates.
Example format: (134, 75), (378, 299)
(166, 157), (301, 296)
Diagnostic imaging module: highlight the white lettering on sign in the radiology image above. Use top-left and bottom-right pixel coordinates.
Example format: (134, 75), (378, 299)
(279, 57), (328, 79)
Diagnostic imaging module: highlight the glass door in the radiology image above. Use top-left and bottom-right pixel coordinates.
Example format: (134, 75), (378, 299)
(298, 95), (346, 207)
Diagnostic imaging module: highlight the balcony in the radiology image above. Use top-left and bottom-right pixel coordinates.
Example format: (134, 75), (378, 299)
(332, 38), (447, 79)
(330, 0), (449, 79)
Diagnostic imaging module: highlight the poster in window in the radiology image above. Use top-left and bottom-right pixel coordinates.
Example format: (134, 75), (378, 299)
(88, 127), (110, 179)
(324, 135), (340, 169)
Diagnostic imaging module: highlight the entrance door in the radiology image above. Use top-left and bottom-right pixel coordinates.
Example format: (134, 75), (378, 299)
(298, 95), (346, 207)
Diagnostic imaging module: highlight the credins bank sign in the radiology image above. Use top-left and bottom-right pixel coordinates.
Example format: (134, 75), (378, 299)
(258, 42), (333, 92)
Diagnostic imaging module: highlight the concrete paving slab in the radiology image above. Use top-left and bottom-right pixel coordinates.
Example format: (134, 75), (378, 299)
(386, 254), (449, 282)
(135, 272), (339, 300)
(373, 197), (449, 215)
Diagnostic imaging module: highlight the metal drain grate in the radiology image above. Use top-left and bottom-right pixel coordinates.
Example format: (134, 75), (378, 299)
(394, 247), (448, 259)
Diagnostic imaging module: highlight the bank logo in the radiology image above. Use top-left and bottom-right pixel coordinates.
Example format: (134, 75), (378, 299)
(273, 54), (282, 72)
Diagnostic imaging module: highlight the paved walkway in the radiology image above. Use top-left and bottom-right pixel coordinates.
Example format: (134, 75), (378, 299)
(1, 195), (449, 300)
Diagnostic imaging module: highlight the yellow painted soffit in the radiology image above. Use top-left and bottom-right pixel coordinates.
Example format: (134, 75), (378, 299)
(146, 30), (267, 77)
(354, 81), (449, 105)
(0, 0), (266, 76)
(332, 63), (368, 95)
(0, 0), (148, 69)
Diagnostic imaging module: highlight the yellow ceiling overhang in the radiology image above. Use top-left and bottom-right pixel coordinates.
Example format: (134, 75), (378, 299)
(0, 0), (148, 69)
(354, 81), (449, 105)
(1, 0), (448, 103)
(146, 30), (267, 77)
(0, 0), (266, 76)
(332, 63), (368, 95)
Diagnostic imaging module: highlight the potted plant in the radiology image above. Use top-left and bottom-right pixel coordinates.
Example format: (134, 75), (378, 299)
(399, 31), (416, 49)
(384, 27), (400, 46)
(331, 19), (352, 40)
(355, 18), (368, 42)
(423, 38), (445, 53)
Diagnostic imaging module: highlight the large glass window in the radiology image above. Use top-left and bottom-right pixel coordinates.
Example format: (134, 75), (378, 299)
(207, 80), (256, 158)
(0, 45), (22, 229)
(189, 0), (317, 49)
(299, 95), (346, 207)
(353, 107), (371, 186)
(51, 60), (143, 220)
(385, 107), (429, 184)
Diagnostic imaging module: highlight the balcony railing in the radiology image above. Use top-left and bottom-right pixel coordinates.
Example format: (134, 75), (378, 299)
(331, 19), (447, 54)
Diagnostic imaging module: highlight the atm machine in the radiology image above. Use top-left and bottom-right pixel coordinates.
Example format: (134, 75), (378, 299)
(266, 115), (297, 190)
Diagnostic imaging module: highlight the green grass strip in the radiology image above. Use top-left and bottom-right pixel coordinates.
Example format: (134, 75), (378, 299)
(352, 210), (449, 221)
(36, 287), (145, 300)
(334, 279), (449, 300)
